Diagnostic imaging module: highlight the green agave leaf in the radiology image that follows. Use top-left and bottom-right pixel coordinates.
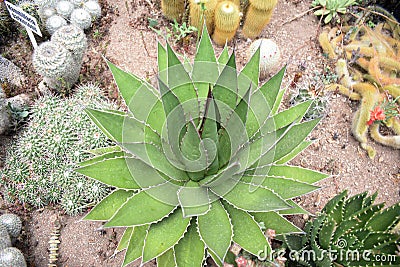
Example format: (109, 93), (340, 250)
(123, 142), (189, 182)
(123, 225), (149, 266)
(76, 157), (139, 189)
(158, 43), (167, 83)
(84, 108), (123, 142)
(363, 232), (399, 249)
(117, 227), (133, 252)
(323, 190), (348, 214)
(278, 200), (311, 215)
(318, 216), (335, 250)
(332, 219), (359, 242)
(238, 47), (259, 100)
(218, 45), (230, 65)
(343, 192), (368, 219)
(362, 192), (378, 208)
(241, 176), (319, 199)
(197, 200), (232, 263)
(283, 235), (304, 251)
(178, 181), (210, 217)
(275, 141), (312, 164)
(246, 93), (264, 139)
(213, 52), (238, 124)
(157, 248), (177, 266)
(174, 220), (206, 267)
(106, 60), (147, 105)
(252, 211), (303, 235)
(87, 145), (122, 156)
(78, 151), (125, 167)
(212, 181), (291, 212)
(365, 203), (400, 232)
(143, 208), (190, 263)
(234, 87), (251, 126)
(223, 201), (271, 256)
(268, 165), (328, 184)
(257, 66), (286, 115)
(352, 203), (385, 230)
(84, 190), (134, 221)
(104, 186), (178, 227)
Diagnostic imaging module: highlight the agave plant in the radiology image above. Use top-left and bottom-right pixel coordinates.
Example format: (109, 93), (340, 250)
(76, 27), (328, 266)
(284, 190), (400, 266)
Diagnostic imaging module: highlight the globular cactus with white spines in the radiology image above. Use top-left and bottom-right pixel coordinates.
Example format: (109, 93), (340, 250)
(0, 224), (11, 251)
(45, 14), (67, 35)
(34, 0), (56, 8)
(0, 247), (27, 267)
(0, 214), (22, 238)
(70, 8), (92, 30)
(38, 6), (56, 21)
(32, 40), (80, 90)
(70, 0), (86, 8)
(55, 0), (75, 19)
(51, 24), (87, 62)
(247, 38), (280, 78)
(0, 84), (113, 215)
(83, 0), (101, 20)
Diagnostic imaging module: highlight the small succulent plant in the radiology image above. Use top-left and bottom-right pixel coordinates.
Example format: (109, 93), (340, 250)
(55, 0), (75, 19)
(284, 190), (400, 266)
(51, 24), (87, 62)
(248, 38), (280, 78)
(0, 214), (22, 238)
(0, 247), (27, 267)
(45, 14), (67, 35)
(0, 84), (113, 215)
(70, 8), (92, 30)
(77, 28), (327, 266)
(290, 89), (329, 121)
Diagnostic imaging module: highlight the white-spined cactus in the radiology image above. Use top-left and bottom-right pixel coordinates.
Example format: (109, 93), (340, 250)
(51, 24), (87, 62)
(0, 225), (11, 251)
(0, 214), (21, 239)
(83, 0), (101, 20)
(38, 6), (56, 21)
(70, 0), (85, 7)
(55, 0), (75, 19)
(248, 38), (280, 78)
(45, 14), (67, 35)
(34, 0), (55, 8)
(32, 41), (80, 90)
(0, 247), (27, 267)
(70, 8), (92, 29)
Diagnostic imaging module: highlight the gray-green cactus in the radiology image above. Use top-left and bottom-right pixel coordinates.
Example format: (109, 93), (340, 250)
(51, 24), (87, 62)
(284, 191), (400, 266)
(83, 0), (101, 20)
(0, 214), (22, 238)
(70, 8), (92, 30)
(0, 224), (11, 251)
(45, 14), (67, 35)
(55, 0), (75, 19)
(0, 247), (27, 267)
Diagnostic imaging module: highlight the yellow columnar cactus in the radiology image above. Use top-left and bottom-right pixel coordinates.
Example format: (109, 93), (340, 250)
(161, 0), (185, 22)
(189, 0), (219, 34)
(249, 0), (277, 11)
(212, 1), (240, 45)
(218, 0), (240, 7)
(242, 6), (273, 39)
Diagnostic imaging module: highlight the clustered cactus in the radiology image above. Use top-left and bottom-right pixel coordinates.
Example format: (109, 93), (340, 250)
(32, 24), (86, 91)
(0, 214), (26, 267)
(321, 20), (400, 158)
(76, 28), (327, 266)
(0, 83), (113, 215)
(284, 191), (400, 266)
(162, 0), (279, 44)
(35, 0), (101, 33)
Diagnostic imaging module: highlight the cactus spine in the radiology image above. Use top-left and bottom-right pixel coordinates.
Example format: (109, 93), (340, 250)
(189, 0), (218, 34)
(161, 0), (185, 22)
(212, 1), (240, 45)
(242, 5), (274, 39)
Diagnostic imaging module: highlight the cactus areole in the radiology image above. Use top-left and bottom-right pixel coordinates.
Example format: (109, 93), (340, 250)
(77, 27), (327, 266)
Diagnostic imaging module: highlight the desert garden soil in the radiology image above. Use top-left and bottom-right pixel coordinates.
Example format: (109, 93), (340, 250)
(0, 0), (399, 266)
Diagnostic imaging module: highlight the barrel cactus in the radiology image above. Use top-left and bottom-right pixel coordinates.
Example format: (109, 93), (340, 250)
(70, 8), (92, 30)
(77, 28), (327, 266)
(0, 247), (27, 267)
(248, 38), (280, 78)
(0, 214), (22, 238)
(284, 191), (400, 266)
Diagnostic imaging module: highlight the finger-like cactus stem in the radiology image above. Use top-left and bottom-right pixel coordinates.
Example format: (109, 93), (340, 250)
(370, 123), (400, 149)
(318, 28), (337, 59)
(242, 6), (273, 39)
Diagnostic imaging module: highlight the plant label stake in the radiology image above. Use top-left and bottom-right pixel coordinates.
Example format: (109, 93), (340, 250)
(4, 0), (42, 49)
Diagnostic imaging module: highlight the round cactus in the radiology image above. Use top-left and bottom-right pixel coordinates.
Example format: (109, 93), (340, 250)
(38, 6), (56, 21)
(0, 214), (21, 238)
(56, 0), (75, 19)
(51, 25), (87, 62)
(34, 0), (55, 8)
(83, 0), (101, 20)
(70, 8), (92, 30)
(45, 15), (67, 35)
(0, 247), (27, 267)
(247, 38), (280, 78)
(70, 0), (85, 7)
(32, 41), (73, 79)
(0, 224), (11, 251)
(212, 1), (240, 45)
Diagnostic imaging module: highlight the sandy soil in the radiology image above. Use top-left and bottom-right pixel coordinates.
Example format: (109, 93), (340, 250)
(0, 0), (398, 266)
